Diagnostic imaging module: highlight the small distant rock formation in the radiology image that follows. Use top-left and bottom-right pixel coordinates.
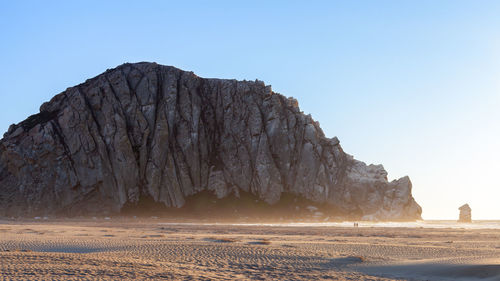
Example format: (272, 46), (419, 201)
(0, 62), (422, 220)
(458, 204), (472, 223)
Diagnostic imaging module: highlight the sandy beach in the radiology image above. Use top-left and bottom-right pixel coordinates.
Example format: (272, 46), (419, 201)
(0, 219), (499, 280)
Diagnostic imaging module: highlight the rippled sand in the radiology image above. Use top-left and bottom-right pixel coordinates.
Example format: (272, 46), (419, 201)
(1, 219), (499, 280)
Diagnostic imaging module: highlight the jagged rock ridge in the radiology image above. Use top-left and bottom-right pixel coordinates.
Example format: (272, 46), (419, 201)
(0, 62), (422, 220)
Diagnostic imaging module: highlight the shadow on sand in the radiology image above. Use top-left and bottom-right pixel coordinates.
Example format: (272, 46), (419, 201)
(358, 261), (500, 281)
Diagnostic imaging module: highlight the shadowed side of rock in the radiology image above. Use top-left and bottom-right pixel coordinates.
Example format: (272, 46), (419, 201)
(0, 62), (422, 220)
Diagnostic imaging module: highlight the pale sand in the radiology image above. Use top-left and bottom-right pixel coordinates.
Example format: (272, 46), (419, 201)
(0, 219), (499, 280)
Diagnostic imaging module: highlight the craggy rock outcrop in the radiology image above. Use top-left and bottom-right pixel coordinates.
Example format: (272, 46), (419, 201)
(0, 62), (422, 220)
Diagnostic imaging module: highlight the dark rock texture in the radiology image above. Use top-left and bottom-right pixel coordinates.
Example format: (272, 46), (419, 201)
(0, 62), (421, 220)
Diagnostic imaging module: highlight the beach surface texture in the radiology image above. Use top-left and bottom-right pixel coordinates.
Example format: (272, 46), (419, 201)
(0, 219), (499, 280)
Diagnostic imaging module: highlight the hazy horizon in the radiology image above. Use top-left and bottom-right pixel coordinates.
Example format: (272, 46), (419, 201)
(1, 1), (499, 220)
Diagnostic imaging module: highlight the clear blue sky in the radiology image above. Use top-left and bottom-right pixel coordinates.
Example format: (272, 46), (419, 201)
(1, 0), (499, 219)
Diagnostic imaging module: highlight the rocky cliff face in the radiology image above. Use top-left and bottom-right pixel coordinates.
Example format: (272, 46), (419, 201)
(0, 62), (421, 220)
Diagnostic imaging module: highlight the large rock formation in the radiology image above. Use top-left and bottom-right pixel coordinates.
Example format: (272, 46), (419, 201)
(0, 62), (421, 220)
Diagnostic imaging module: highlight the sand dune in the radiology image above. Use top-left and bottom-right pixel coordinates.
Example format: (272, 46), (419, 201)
(0, 219), (499, 280)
